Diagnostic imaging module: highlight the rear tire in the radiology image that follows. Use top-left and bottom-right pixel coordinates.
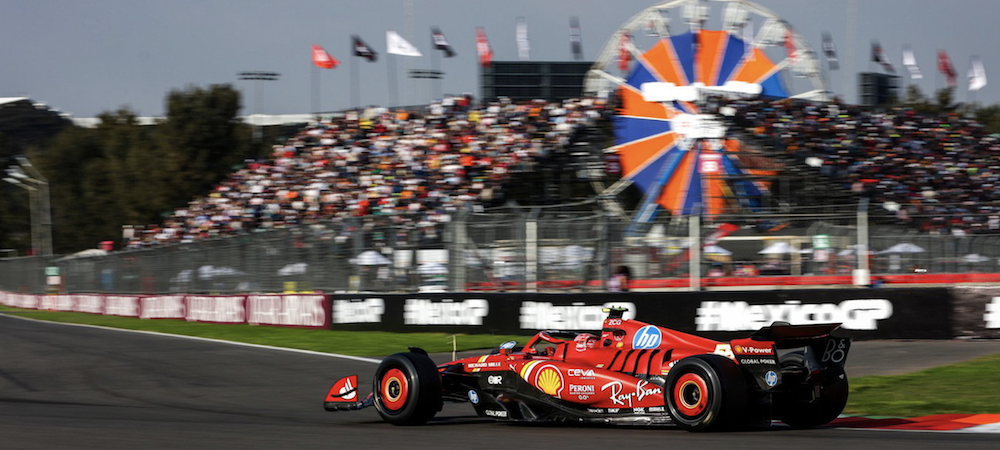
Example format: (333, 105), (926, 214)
(373, 352), (442, 425)
(665, 355), (748, 431)
(778, 351), (848, 428)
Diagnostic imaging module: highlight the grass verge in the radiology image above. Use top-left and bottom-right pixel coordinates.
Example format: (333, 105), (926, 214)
(0, 306), (530, 357)
(5, 305), (998, 417)
(844, 353), (1000, 417)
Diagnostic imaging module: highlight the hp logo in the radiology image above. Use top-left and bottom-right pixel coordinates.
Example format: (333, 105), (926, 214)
(765, 370), (778, 387)
(632, 326), (662, 349)
(468, 390), (480, 404)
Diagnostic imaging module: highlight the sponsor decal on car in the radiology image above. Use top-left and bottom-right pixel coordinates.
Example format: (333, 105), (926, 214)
(601, 379), (663, 407)
(632, 326), (662, 349)
(485, 409), (507, 418)
(567, 368), (596, 379)
(487, 375), (504, 385)
(468, 390), (480, 404)
(765, 370), (778, 387)
(519, 361), (565, 397)
(738, 358), (777, 365)
(569, 384), (595, 400)
(468, 356), (502, 372)
(733, 344), (773, 355)
(695, 299), (893, 331)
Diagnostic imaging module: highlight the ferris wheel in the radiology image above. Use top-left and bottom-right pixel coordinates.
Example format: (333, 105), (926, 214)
(583, 0), (828, 229)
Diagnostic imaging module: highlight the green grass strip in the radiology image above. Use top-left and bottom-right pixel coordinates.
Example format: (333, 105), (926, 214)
(844, 353), (1000, 417)
(0, 306), (529, 357)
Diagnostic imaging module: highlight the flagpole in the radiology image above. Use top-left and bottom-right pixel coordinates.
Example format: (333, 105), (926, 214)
(351, 42), (360, 109)
(312, 65), (319, 118)
(432, 39), (442, 100)
(388, 54), (398, 107)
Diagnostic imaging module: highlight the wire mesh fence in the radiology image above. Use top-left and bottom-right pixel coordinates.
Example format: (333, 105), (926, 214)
(3, 203), (1000, 295)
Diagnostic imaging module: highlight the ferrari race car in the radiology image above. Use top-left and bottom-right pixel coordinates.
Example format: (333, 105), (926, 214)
(324, 308), (850, 431)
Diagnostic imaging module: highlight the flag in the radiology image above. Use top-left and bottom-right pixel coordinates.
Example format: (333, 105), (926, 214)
(386, 30), (422, 57)
(311, 45), (339, 69)
(902, 45), (922, 80)
(938, 50), (956, 86)
(431, 27), (455, 58)
(570, 17), (583, 61)
(822, 32), (838, 70)
(516, 17), (530, 61)
(618, 30), (631, 72)
(871, 40), (894, 73)
(969, 56), (987, 91)
(475, 27), (493, 68)
(784, 28), (797, 62)
(352, 35), (377, 62)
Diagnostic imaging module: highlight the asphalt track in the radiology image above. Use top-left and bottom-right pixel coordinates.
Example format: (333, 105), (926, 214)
(3, 313), (1000, 450)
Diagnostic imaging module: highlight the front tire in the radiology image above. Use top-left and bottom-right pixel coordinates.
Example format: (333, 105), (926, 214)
(665, 355), (748, 431)
(373, 352), (442, 425)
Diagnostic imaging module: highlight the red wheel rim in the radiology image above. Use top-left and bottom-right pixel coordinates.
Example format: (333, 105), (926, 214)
(380, 368), (408, 411)
(673, 372), (709, 417)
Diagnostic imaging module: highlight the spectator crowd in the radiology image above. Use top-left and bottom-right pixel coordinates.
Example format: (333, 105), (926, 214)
(127, 96), (605, 248)
(724, 98), (1000, 235)
(126, 92), (1000, 249)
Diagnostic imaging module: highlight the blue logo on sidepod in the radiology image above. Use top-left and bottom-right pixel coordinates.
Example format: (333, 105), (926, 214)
(765, 370), (778, 387)
(500, 340), (517, 350)
(632, 326), (662, 349)
(468, 390), (480, 404)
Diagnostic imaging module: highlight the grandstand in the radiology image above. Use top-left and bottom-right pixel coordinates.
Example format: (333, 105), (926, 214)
(3, 0), (1000, 295)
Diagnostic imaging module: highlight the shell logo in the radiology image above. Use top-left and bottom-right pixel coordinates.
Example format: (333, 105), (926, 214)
(534, 365), (564, 397)
(733, 345), (743, 354)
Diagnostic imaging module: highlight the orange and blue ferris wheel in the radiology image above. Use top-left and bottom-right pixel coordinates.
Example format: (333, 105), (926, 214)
(584, 0), (828, 224)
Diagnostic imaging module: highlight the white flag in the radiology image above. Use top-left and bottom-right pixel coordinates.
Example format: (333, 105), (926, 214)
(386, 30), (422, 57)
(902, 45), (922, 80)
(969, 56), (987, 91)
(516, 17), (530, 61)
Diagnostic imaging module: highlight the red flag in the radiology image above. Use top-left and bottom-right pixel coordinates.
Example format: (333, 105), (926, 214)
(475, 27), (493, 68)
(618, 31), (631, 72)
(784, 29), (797, 62)
(938, 50), (957, 86)
(311, 45), (338, 69)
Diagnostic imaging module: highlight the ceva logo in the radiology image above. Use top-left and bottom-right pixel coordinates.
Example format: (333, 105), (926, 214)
(632, 326), (662, 349)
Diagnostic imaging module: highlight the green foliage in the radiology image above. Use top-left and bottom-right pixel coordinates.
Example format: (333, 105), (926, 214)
(23, 85), (252, 253)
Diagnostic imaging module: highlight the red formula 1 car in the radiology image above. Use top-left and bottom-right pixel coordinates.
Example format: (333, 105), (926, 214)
(324, 308), (850, 431)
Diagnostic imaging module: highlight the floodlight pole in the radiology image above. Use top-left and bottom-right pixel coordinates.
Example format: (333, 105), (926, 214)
(3, 156), (53, 256)
(237, 71), (281, 143)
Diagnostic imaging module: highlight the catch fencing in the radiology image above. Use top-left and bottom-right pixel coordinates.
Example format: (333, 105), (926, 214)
(3, 202), (1000, 295)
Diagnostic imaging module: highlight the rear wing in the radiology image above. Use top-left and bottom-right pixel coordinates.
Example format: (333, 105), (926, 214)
(750, 322), (840, 347)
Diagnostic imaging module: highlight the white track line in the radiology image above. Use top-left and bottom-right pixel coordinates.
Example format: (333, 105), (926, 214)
(1, 312), (381, 364)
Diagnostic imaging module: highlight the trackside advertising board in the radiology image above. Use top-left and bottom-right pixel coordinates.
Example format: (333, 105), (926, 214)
(328, 289), (952, 340)
(0, 292), (329, 329)
(0, 288), (980, 339)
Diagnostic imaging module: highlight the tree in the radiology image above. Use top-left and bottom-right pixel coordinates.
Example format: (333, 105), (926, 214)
(26, 85), (252, 253)
(156, 84), (251, 208)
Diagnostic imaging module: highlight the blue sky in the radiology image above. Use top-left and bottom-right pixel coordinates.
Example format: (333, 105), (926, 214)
(2, 0), (996, 117)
